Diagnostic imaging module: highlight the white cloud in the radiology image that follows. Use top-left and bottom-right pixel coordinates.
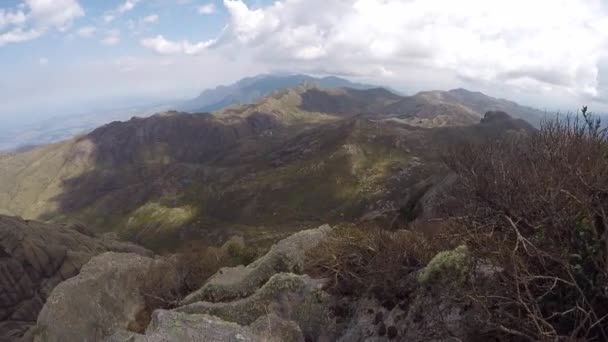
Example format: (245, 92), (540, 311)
(142, 14), (159, 24)
(197, 3), (215, 15)
(101, 29), (120, 45)
(76, 25), (96, 38)
(0, 8), (27, 29)
(104, 0), (141, 22)
(39, 57), (48, 65)
(0, 0), (84, 46)
(0, 28), (41, 46)
(117, 0), (141, 14)
(26, 0), (84, 31)
(141, 34), (215, 55)
(211, 0), (608, 101)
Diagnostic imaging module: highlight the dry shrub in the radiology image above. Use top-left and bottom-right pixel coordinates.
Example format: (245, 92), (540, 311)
(444, 109), (608, 341)
(305, 224), (444, 301)
(135, 239), (262, 332)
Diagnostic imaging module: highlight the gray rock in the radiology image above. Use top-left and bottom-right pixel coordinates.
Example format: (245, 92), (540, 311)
(105, 311), (304, 342)
(0, 215), (150, 341)
(182, 224), (332, 304)
(337, 249), (488, 342)
(178, 273), (334, 341)
(31, 252), (154, 342)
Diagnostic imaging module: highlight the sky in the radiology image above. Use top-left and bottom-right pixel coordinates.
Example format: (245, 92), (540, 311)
(2, 0), (608, 125)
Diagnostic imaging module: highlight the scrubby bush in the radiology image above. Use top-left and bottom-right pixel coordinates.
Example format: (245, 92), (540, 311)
(445, 108), (608, 340)
(305, 224), (443, 301)
(136, 239), (262, 332)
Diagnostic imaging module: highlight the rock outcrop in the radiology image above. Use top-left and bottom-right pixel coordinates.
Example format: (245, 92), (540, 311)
(0, 215), (150, 341)
(22, 224), (337, 342)
(19, 223), (484, 341)
(106, 311), (305, 342)
(182, 224), (332, 304)
(31, 252), (154, 342)
(179, 273), (333, 341)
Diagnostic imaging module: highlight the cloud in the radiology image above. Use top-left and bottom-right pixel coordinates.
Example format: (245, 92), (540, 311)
(197, 4), (215, 15)
(0, 8), (27, 29)
(39, 57), (48, 66)
(0, 28), (41, 46)
(75, 25), (96, 38)
(140, 35), (215, 55)
(210, 0), (608, 101)
(104, 0), (141, 22)
(26, 0), (84, 31)
(117, 0), (141, 14)
(142, 14), (159, 24)
(0, 0), (84, 46)
(101, 29), (120, 45)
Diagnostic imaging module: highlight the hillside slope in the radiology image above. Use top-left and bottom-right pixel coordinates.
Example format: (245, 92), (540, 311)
(0, 85), (534, 250)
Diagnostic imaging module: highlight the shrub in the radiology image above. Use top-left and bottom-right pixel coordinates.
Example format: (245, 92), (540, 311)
(444, 109), (608, 340)
(305, 224), (443, 301)
(136, 238), (263, 332)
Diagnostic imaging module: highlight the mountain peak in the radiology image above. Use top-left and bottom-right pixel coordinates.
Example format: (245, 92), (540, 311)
(179, 74), (378, 113)
(448, 88), (486, 96)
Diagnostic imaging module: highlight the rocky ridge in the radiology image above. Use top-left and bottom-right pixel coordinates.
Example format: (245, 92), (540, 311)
(26, 224), (481, 342)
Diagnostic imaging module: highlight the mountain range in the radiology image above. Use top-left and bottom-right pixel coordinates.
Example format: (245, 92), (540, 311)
(0, 75), (541, 251)
(179, 74), (381, 113)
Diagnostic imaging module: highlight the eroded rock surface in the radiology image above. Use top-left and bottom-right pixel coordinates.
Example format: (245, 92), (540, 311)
(178, 273), (333, 341)
(31, 252), (154, 342)
(106, 311), (304, 342)
(182, 224), (332, 304)
(0, 215), (150, 341)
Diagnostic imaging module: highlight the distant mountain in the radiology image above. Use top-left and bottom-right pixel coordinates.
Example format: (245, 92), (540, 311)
(179, 74), (379, 113)
(0, 83), (535, 251)
(446, 88), (546, 125)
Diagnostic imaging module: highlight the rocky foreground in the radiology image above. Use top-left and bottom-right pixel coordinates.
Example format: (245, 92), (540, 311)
(0, 215), (151, 341)
(3, 221), (479, 342)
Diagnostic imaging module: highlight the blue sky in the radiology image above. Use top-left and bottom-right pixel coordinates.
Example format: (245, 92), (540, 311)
(1, 0), (257, 123)
(2, 0), (608, 125)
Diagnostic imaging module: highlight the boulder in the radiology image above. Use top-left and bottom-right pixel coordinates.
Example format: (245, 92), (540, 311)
(178, 273), (334, 341)
(105, 311), (304, 342)
(0, 215), (150, 341)
(182, 224), (332, 304)
(31, 252), (154, 342)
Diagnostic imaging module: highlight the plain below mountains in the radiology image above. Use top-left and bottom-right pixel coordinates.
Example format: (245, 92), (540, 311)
(0, 80), (539, 251)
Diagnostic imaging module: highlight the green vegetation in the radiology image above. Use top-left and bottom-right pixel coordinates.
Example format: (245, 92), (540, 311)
(126, 202), (196, 234)
(0, 85), (532, 253)
(416, 245), (469, 284)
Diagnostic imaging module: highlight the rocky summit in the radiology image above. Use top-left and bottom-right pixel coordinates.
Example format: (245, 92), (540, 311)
(20, 224), (482, 342)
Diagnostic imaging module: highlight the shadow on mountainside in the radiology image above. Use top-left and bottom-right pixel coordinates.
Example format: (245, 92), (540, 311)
(38, 102), (534, 252)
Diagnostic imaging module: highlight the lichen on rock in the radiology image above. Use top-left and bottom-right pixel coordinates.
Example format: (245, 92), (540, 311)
(417, 245), (470, 284)
(177, 273), (334, 341)
(181, 224), (333, 304)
